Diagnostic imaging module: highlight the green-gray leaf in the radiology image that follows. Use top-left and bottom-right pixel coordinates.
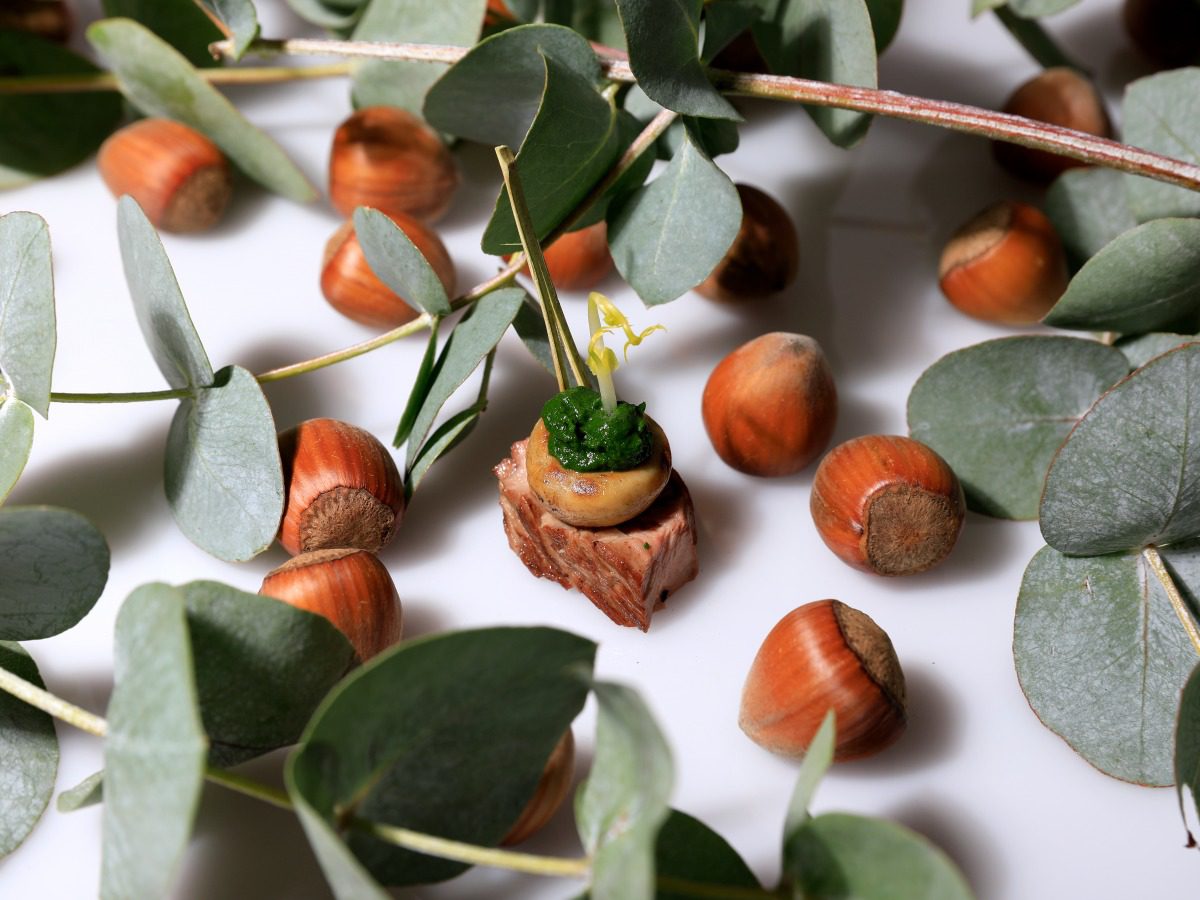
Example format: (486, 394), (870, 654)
(164, 365), (284, 562)
(286, 0), (367, 33)
(0, 212), (55, 417)
(0, 32), (122, 182)
(1176, 663), (1200, 841)
(354, 208), (451, 316)
(783, 710), (835, 846)
(58, 770), (104, 813)
(1045, 167), (1137, 271)
(701, 1), (762, 61)
(0, 399), (34, 504)
(102, 583), (207, 900)
(287, 627), (595, 887)
(576, 681), (674, 900)
(1123, 69), (1200, 222)
(907, 336), (1128, 520)
(481, 54), (621, 255)
(1042, 218), (1200, 334)
(608, 130), (741, 306)
(545, 0), (626, 48)
(101, 0), (224, 67)
(0, 642), (58, 859)
(864, 0), (903, 52)
(0, 506), (110, 641)
(785, 813), (974, 900)
(182, 581), (356, 767)
(1008, 0), (1081, 16)
(197, 0), (261, 59)
(652, 810), (762, 899)
(1015, 544), (1200, 785)
(88, 18), (317, 201)
(614, 0), (740, 121)
(424, 24), (602, 148)
(753, 0), (878, 147)
(351, 0), (487, 116)
(116, 197), (213, 392)
(1041, 344), (1200, 555)
(1116, 333), (1198, 370)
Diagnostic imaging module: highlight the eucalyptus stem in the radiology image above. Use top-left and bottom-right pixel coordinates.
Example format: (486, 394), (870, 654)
(255, 313), (434, 383)
(0, 63), (352, 95)
(204, 767), (293, 811)
(1143, 545), (1200, 657)
(0, 666), (108, 737)
(215, 36), (1200, 195)
(50, 388), (190, 404)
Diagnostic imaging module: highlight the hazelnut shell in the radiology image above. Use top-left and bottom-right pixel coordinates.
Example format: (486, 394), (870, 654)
(507, 222), (613, 292)
(696, 184), (798, 303)
(502, 729), (575, 845)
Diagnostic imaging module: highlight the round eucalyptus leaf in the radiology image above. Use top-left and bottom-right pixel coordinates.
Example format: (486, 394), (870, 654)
(0, 211), (55, 417)
(1116, 333), (1197, 370)
(1015, 544), (1200, 785)
(1042, 218), (1200, 334)
(0, 399), (35, 505)
(907, 336), (1128, 520)
(354, 207), (452, 316)
(545, 0), (624, 47)
(0, 642), (58, 860)
(1045, 167), (1136, 271)
(865, 0), (903, 52)
(196, 0), (260, 60)
(101, 0), (224, 67)
(57, 770), (104, 814)
(286, 0), (366, 33)
(1009, 0), (1081, 15)
(0, 506), (110, 641)
(1123, 69), (1200, 222)
(1041, 344), (1200, 556)
(1176, 663), (1200, 841)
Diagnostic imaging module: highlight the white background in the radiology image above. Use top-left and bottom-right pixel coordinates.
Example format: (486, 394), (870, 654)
(3, 1), (1198, 897)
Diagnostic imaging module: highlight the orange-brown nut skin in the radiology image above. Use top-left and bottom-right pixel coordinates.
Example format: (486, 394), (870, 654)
(525, 417), (671, 528)
(0, 0), (72, 42)
(939, 200), (1069, 326)
(810, 435), (965, 577)
(502, 729), (575, 845)
(1124, 0), (1200, 67)
(739, 600), (907, 761)
(260, 548), (402, 662)
(702, 333), (837, 477)
(329, 106), (459, 223)
(993, 68), (1111, 182)
(278, 418), (405, 557)
(97, 119), (232, 233)
(696, 184), (799, 302)
(507, 222), (613, 292)
(321, 214), (456, 329)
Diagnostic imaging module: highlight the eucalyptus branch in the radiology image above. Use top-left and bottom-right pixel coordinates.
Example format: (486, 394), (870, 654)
(0, 64), (352, 95)
(0, 666), (108, 737)
(215, 36), (1200, 195)
(1143, 546), (1200, 657)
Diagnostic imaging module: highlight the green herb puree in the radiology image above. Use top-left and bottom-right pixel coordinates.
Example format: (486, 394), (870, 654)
(541, 386), (652, 472)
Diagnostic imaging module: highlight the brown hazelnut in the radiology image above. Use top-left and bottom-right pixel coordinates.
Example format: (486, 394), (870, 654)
(702, 333), (837, 477)
(321, 213), (456, 329)
(938, 200), (1069, 325)
(329, 106), (459, 223)
(505, 222), (613, 292)
(525, 417), (671, 528)
(259, 548), (402, 661)
(97, 119), (232, 234)
(1124, 0), (1200, 67)
(739, 600), (906, 761)
(501, 729), (575, 845)
(993, 68), (1112, 182)
(810, 435), (965, 577)
(278, 418), (405, 557)
(695, 184), (798, 303)
(0, 0), (72, 42)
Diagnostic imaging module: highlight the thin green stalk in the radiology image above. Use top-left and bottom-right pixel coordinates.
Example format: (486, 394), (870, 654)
(50, 388), (190, 404)
(204, 767), (293, 811)
(0, 666), (108, 737)
(1144, 546), (1200, 656)
(255, 313), (434, 382)
(0, 63), (352, 95)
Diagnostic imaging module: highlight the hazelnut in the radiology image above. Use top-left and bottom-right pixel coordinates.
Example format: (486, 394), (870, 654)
(484, 0), (516, 27)
(506, 222), (613, 292)
(501, 729), (575, 845)
(329, 106), (459, 223)
(739, 599), (907, 761)
(525, 417), (671, 528)
(321, 213), (456, 328)
(0, 0), (72, 42)
(259, 548), (402, 661)
(938, 200), (1068, 325)
(96, 119), (232, 234)
(810, 435), (965, 577)
(1124, 0), (1200, 67)
(278, 418), (405, 557)
(695, 184), (798, 303)
(702, 332), (837, 477)
(993, 68), (1112, 182)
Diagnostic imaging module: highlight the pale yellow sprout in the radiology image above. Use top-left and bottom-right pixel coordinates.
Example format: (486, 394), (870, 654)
(585, 292), (664, 413)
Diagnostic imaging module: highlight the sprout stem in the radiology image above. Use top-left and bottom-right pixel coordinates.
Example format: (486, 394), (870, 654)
(588, 298), (617, 413)
(1143, 546), (1200, 657)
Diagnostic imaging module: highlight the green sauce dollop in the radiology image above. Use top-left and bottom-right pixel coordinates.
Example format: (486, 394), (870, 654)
(541, 386), (652, 472)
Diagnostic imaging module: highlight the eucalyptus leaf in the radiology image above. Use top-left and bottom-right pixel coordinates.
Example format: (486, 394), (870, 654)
(0, 506), (110, 642)
(576, 681), (674, 900)
(164, 365), (284, 562)
(701, 0), (762, 60)
(1045, 167), (1137, 271)
(354, 208), (452, 316)
(1116, 333), (1197, 370)
(1041, 344), (1200, 556)
(971, 0), (1005, 15)
(1008, 0), (1081, 17)
(58, 770), (104, 813)
(1015, 544), (1200, 785)
(1042, 218), (1200, 334)
(571, 109), (659, 228)
(351, 0), (487, 116)
(102, 583), (207, 900)
(0, 398), (33, 504)
(753, 0), (878, 147)
(424, 24), (602, 148)
(1176, 663), (1200, 841)
(101, 0), (224, 67)
(0, 642), (58, 860)
(864, 0), (903, 52)
(393, 323), (442, 448)
(197, 0), (261, 59)
(608, 130), (742, 306)
(286, 0), (366, 32)
(785, 813), (974, 900)
(404, 289), (524, 468)
(783, 710), (835, 843)
(993, 6), (1084, 71)
(116, 198), (213, 392)
(287, 627), (595, 887)
(512, 296), (557, 378)
(614, 0), (740, 121)
(907, 336), (1128, 520)
(88, 18), (317, 202)
(0, 211), (55, 417)
(545, 0), (626, 47)
(407, 387), (487, 491)
(0, 32), (122, 182)
(482, 55), (621, 255)
(1123, 69), (1200, 222)
(652, 810), (762, 899)
(659, 116), (741, 160)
